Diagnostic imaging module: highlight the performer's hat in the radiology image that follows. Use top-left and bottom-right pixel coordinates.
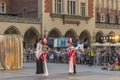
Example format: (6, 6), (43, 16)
(67, 38), (72, 45)
(41, 38), (47, 45)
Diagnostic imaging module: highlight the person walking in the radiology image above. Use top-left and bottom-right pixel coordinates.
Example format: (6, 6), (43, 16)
(67, 38), (76, 74)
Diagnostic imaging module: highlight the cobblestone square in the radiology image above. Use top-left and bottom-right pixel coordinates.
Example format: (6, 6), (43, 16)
(0, 62), (120, 80)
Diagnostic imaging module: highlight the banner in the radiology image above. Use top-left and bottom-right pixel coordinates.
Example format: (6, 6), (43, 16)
(53, 38), (68, 47)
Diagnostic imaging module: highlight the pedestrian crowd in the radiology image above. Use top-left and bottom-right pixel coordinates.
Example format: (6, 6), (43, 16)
(23, 46), (120, 67)
(23, 48), (35, 62)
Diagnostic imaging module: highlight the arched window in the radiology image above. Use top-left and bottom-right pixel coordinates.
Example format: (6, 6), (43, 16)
(110, 15), (115, 23)
(0, 2), (6, 13)
(100, 13), (105, 22)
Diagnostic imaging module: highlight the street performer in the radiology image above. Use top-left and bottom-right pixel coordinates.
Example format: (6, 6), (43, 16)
(67, 38), (76, 74)
(40, 38), (49, 76)
(35, 38), (43, 74)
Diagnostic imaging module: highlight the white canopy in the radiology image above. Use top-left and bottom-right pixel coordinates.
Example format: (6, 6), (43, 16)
(91, 42), (103, 46)
(112, 43), (120, 46)
(91, 42), (120, 46)
(102, 42), (113, 46)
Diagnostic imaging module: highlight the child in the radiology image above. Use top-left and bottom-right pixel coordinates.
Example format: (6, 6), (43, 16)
(112, 62), (120, 71)
(101, 63), (111, 71)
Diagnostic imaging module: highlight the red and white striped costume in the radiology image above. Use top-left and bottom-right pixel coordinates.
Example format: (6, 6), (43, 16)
(41, 51), (47, 62)
(68, 46), (76, 73)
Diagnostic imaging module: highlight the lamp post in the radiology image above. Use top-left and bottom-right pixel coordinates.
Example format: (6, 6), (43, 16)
(101, 35), (108, 43)
(114, 35), (119, 43)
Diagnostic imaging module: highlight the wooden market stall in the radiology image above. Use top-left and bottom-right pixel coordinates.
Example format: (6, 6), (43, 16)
(0, 35), (23, 70)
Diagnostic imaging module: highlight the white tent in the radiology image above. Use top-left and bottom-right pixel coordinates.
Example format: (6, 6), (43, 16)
(91, 42), (103, 46)
(102, 42), (113, 46)
(91, 42), (120, 47)
(112, 43), (120, 46)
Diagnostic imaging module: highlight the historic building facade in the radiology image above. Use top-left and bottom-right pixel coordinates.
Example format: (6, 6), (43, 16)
(41, 0), (95, 45)
(0, 0), (40, 48)
(0, 15), (41, 48)
(0, 0), (120, 48)
(41, 0), (120, 44)
(95, 0), (120, 43)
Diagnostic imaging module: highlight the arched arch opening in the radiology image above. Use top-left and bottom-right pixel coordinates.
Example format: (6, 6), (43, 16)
(65, 29), (77, 38)
(24, 27), (40, 49)
(95, 31), (104, 43)
(109, 31), (115, 35)
(48, 28), (62, 38)
(79, 30), (91, 48)
(4, 26), (21, 34)
(108, 31), (116, 43)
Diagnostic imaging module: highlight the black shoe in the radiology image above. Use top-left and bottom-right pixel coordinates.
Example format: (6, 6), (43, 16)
(74, 72), (76, 74)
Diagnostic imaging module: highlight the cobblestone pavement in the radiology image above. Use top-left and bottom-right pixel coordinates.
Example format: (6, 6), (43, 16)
(0, 62), (120, 80)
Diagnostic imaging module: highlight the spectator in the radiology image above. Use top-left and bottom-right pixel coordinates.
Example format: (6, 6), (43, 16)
(88, 48), (95, 66)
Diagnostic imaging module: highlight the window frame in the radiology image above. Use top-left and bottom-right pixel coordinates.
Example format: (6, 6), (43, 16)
(0, 2), (6, 13)
(110, 15), (115, 23)
(54, 0), (63, 14)
(67, 0), (76, 15)
(100, 13), (105, 22)
(81, 2), (86, 16)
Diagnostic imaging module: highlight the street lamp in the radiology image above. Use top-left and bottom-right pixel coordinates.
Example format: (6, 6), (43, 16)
(101, 35), (114, 43)
(101, 34), (119, 44)
(114, 35), (119, 43)
(101, 35), (109, 43)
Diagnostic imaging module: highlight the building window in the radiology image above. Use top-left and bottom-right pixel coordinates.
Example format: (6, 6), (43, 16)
(0, 2), (6, 13)
(100, 14), (105, 22)
(68, 0), (76, 15)
(81, 3), (86, 16)
(110, 15), (115, 23)
(23, 8), (27, 17)
(55, 0), (63, 14)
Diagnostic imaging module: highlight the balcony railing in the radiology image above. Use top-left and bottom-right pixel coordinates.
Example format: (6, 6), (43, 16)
(0, 15), (40, 23)
(96, 22), (120, 29)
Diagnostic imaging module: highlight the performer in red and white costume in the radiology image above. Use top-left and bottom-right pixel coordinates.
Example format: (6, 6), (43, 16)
(67, 38), (76, 74)
(40, 38), (49, 76)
